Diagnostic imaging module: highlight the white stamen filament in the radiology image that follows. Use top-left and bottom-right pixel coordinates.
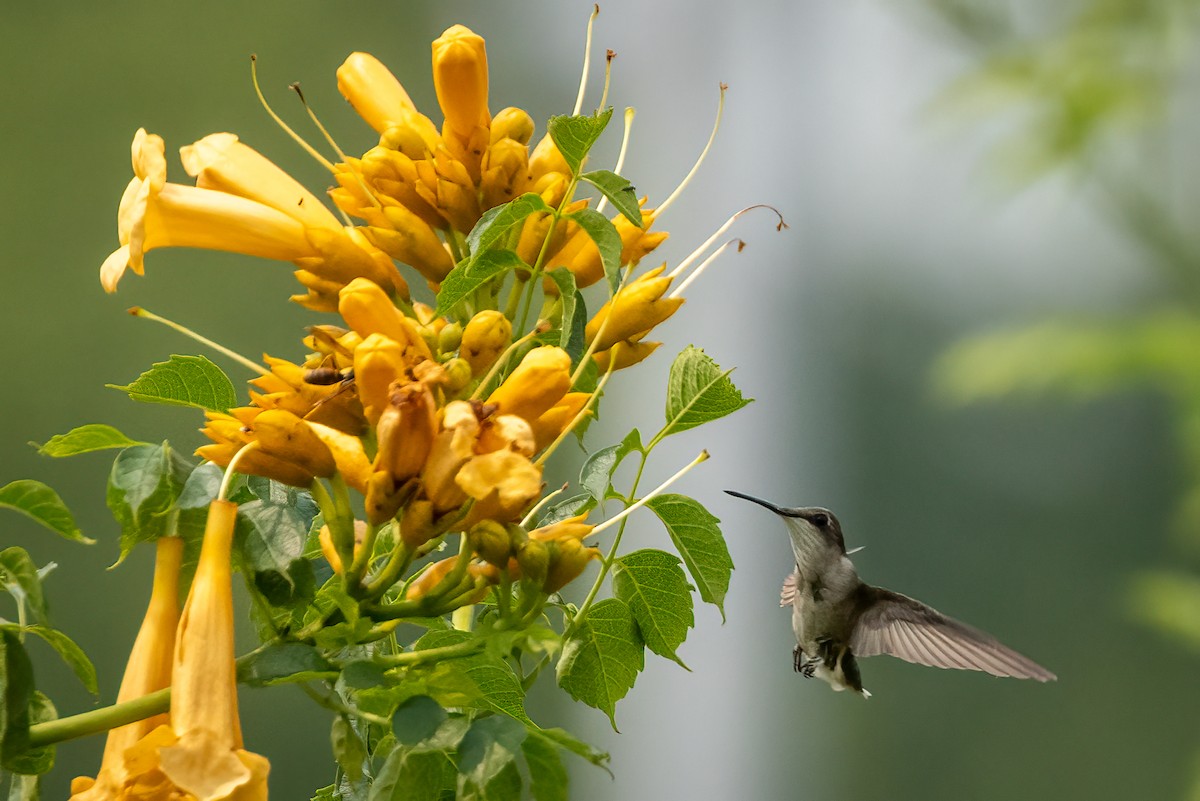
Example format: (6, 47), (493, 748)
(521, 483), (570, 528)
(656, 83), (727, 217)
(590, 450), (710, 537)
(572, 5), (601, 116)
(596, 107), (635, 215)
(597, 49), (615, 111)
(667, 204), (785, 280)
(251, 55), (336, 173)
(668, 238), (744, 299)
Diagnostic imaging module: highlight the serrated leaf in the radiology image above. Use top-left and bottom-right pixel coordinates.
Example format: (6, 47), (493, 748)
(0, 481), (90, 545)
(645, 494), (734, 620)
(436, 250), (527, 317)
(464, 193), (552, 257)
(23, 626), (97, 696)
(236, 643), (336, 687)
(537, 494), (597, 527)
(237, 500), (315, 607)
(579, 429), (643, 502)
(33, 424), (145, 457)
(544, 268), (578, 349)
(0, 629), (35, 768)
(566, 209), (622, 294)
(662, 346), (752, 438)
(411, 630), (533, 725)
(529, 728), (610, 772)
(457, 715), (527, 790)
(613, 549), (695, 667)
(369, 746), (455, 801)
(522, 733), (568, 801)
(107, 444), (194, 563)
(0, 549), (48, 627)
(580, 170), (643, 227)
(2, 691), (55, 776)
(556, 598), (644, 729)
(107, 354), (237, 412)
(547, 109), (614, 174)
(392, 696), (448, 746)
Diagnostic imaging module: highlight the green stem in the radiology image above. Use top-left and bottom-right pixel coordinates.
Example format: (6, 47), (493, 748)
(378, 637), (485, 667)
(28, 689), (170, 749)
(516, 180), (578, 335)
(345, 521), (381, 589)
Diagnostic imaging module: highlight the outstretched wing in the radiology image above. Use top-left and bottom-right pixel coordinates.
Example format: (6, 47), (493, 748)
(780, 571), (800, 607)
(849, 587), (1056, 682)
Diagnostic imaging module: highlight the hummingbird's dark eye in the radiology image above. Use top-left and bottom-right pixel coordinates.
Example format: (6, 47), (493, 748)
(811, 513), (829, 528)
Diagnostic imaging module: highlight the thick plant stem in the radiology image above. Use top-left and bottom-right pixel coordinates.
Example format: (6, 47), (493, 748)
(28, 689), (170, 749)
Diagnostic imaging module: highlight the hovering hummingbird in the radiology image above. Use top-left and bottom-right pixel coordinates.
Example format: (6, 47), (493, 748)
(725, 491), (1056, 697)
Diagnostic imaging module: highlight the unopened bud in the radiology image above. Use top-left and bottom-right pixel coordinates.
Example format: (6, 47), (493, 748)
(400, 499), (437, 549)
(486, 346), (571, 423)
(516, 540), (550, 587)
(337, 52), (416, 134)
(432, 25), (491, 141)
(585, 265), (683, 352)
(544, 538), (601, 593)
(468, 520), (512, 567)
(251, 409), (336, 479)
(438, 322), (463, 354)
(490, 107), (534, 145)
(353, 333), (406, 426)
(461, 310), (512, 377)
(593, 339), (661, 372)
(374, 382), (437, 482)
(443, 357), (473, 393)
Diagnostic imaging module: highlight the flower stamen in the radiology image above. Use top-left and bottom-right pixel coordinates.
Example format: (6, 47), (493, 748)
(668, 237), (745, 299)
(572, 4), (602, 116)
(667, 203), (786, 280)
(656, 82), (727, 217)
(250, 54), (336, 173)
(590, 450), (710, 537)
(596, 107), (635, 215)
(127, 306), (268, 376)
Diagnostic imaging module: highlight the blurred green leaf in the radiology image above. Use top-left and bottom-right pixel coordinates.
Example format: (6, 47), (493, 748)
(332, 715), (367, 783)
(0, 480), (90, 545)
(464, 193), (552, 257)
(5, 771), (39, 800)
(457, 715), (527, 792)
(580, 170), (642, 227)
(107, 443), (194, 563)
(548, 109), (614, 174)
(236, 643), (336, 687)
(1128, 571), (1200, 655)
(2, 691), (54, 776)
(662, 347), (752, 439)
(579, 429), (642, 503)
(409, 630), (533, 725)
(23, 626), (97, 697)
(393, 696), (448, 746)
(545, 267), (578, 350)
(613, 549), (695, 667)
(645, 494), (734, 620)
(0, 549), (48, 627)
(33, 424), (145, 457)
(437, 250), (527, 318)
(522, 733), (568, 801)
(556, 598), (644, 729)
(369, 745), (455, 801)
(0, 629), (34, 770)
(107, 354), (236, 412)
(538, 494), (597, 527)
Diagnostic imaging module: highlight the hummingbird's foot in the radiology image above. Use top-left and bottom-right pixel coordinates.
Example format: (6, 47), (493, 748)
(800, 660), (819, 679)
(794, 645), (821, 678)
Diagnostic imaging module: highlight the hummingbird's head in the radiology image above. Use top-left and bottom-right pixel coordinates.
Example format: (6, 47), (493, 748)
(724, 490), (846, 556)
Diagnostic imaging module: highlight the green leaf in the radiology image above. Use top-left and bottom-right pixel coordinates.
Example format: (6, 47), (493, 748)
(580, 170), (643, 227)
(457, 715), (527, 790)
(565, 291), (588, 366)
(556, 598), (644, 729)
(23, 627), (97, 696)
(175, 463), (224, 590)
(645, 494), (734, 620)
(1128, 571), (1200, 654)
(107, 354), (237, 412)
(2, 691), (54, 776)
(332, 715), (367, 783)
(579, 429), (643, 502)
(662, 346), (752, 438)
(392, 696), (448, 746)
(237, 500), (316, 607)
(547, 109), (614, 174)
(369, 746), (456, 801)
(409, 631), (533, 725)
(106, 443), (194, 563)
(0, 549), (48, 627)
(436, 250), (527, 317)
(0, 629), (35, 769)
(0, 481), (91, 545)
(529, 728), (610, 772)
(236, 643), (336, 687)
(544, 268), (578, 350)
(522, 733), (568, 801)
(464, 193), (552, 257)
(566, 209), (623, 294)
(33, 424), (145, 457)
(310, 785), (337, 801)
(465, 760), (522, 801)
(613, 549), (695, 667)
(537, 494), (597, 527)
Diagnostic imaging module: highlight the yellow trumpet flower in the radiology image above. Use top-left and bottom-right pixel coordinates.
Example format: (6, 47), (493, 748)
(337, 52), (417, 134)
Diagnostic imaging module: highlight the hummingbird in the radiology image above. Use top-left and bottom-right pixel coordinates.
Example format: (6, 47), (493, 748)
(725, 491), (1056, 697)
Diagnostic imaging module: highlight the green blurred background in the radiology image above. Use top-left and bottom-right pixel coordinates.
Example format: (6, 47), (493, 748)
(2, 1), (1197, 798)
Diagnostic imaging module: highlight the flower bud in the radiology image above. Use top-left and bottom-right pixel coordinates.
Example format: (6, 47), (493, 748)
(443, 358), (473, 394)
(530, 513), (594, 543)
(516, 540), (550, 587)
(400, 499), (437, 549)
(616, 203), (668, 265)
(339, 277), (432, 362)
(528, 392), (590, 451)
(404, 556), (458, 601)
(529, 133), (570, 180)
(432, 25), (491, 141)
(594, 339), (661, 372)
(378, 108), (442, 158)
(544, 538), (601, 593)
(468, 520), (512, 567)
(373, 382), (437, 482)
(250, 409), (337, 479)
(438, 321), (463, 355)
(337, 52), (417, 134)
(461, 310), (512, 377)
(365, 471), (407, 526)
(198, 412), (323, 489)
(353, 333), (407, 426)
(585, 265), (684, 352)
(307, 420), (372, 492)
(487, 346), (571, 423)
(361, 205), (455, 284)
(480, 137), (531, 210)
(490, 107), (534, 145)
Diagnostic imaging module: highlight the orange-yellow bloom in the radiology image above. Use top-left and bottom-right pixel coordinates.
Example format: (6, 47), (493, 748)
(585, 265), (684, 352)
(69, 538), (183, 801)
(486, 346), (571, 423)
(460, 310), (512, 377)
(337, 52), (417, 134)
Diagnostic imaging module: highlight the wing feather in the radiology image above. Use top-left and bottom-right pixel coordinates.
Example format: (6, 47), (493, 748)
(849, 587), (1056, 682)
(780, 571), (800, 607)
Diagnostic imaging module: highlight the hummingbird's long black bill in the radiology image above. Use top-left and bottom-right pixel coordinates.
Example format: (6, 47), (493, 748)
(725, 490), (794, 516)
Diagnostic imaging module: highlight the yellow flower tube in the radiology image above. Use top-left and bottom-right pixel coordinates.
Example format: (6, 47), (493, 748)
(157, 499), (270, 801)
(432, 25), (491, 143)
(69, 538), (183, 801)
(337, 52), (417, 134)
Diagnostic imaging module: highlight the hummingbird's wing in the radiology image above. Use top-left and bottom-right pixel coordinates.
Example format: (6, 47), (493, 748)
(849, 587), (1056, 681)
(780, 571), (800, 607)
